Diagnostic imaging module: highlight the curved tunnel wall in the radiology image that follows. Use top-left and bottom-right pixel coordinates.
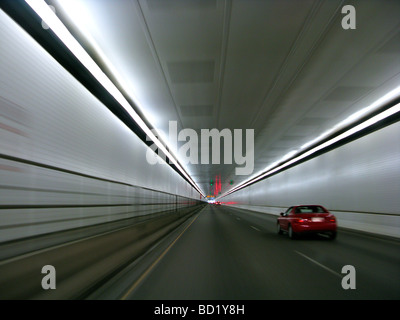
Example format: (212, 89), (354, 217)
(0, 10), (201, 242)
(223, 119), (400, 238)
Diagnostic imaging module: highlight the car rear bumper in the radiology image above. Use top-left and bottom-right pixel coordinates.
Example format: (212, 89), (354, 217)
(292, 222), (337, 233)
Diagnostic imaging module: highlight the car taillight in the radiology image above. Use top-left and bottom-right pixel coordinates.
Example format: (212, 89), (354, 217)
(327, 216), (336, 222)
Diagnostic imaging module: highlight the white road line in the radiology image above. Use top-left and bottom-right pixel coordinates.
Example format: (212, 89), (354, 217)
(295, 251), (342, 278)
(120, 213), (200, 300)
(251, 226), (260, 232)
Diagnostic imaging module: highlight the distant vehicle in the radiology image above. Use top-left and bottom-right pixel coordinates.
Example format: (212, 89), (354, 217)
(277, 205), (337, 240)
(215, 201), (222, 205)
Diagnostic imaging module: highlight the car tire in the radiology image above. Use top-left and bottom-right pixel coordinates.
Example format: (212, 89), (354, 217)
(329, 231), (337, 240)
(277, 223), (283, 235)
(288, 225), (296, 239)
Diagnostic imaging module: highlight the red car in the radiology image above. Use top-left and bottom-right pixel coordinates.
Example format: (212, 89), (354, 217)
(277, 205), (337, 240)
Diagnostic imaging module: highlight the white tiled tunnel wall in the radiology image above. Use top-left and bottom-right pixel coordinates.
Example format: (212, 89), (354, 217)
(223, 120), (400, 238)
(0, 10), (201, 242)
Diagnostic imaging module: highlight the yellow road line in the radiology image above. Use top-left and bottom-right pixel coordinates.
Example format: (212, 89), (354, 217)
(120, 213), (200, 300)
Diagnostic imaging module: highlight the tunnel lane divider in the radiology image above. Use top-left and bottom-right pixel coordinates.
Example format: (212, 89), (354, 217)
(229, 212), (261, 233)
(120, 212), (201, 300)
(295, 251), (341, 278)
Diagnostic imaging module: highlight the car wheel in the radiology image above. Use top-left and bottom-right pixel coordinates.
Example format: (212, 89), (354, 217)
(329, 231), (337, 240)
(277, 223), (283, 235)
(288, 225), (296, 239)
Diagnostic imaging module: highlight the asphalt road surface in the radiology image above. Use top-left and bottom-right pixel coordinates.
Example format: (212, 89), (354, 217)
(120, 204), (400, 300)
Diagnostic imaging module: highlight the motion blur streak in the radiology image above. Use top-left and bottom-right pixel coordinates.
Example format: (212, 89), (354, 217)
(0, 8), (202, 243)
(0, 4), (205, 298)
(24, 0), (204, 197)
(0, 0), (399, 300)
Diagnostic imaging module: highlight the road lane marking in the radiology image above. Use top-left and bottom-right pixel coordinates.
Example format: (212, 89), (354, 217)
(236, 217), (241, 220)
(295, 251), (342, 278)
(120, 213), (200, 300)
(251, 226), (260, 232)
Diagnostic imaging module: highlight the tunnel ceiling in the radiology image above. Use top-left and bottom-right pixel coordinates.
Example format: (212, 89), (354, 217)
(33, 0), (400, 197)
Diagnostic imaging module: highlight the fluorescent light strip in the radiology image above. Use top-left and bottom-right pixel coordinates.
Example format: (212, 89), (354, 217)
(25, 0), (204, 196)
(300, 86), (400, 150)
(222, 101), (400, 198)
(55, 0), (144, 118)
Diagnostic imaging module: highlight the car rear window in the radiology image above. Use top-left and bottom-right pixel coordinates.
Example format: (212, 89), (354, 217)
(295, 206), (327, 213)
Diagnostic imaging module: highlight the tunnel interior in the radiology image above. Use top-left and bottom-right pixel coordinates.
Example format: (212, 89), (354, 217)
(0, 0), (399, 301)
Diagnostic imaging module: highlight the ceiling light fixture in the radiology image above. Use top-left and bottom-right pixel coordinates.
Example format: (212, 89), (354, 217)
(24, 0), (205, 197)
(221, 93), (400, 198)
(301, 86), (400, 150)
